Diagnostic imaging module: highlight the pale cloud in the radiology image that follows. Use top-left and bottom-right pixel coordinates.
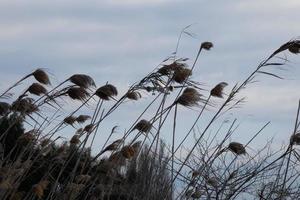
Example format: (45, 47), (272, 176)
(104, 0), (172, 5)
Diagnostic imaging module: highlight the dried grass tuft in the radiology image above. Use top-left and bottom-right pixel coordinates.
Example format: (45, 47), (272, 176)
(76, 115), (91, 124)
(173, 67), (192, 84)
(290, 132), (300, 145)
(210, 82), (228, 98)
(134, 119), (152, 133)
(32, 69), (51, 85)
(288, 41), (300, 54)
(273, 40), (300, 56)
(84, 124), (94, 133)
(176, 87), (201, 107)
(66, 87), (90, 101)
(201, 42), (213, 50)
(64, 116), (77, 125)
(125, 91), (142, 100)
(27, 83), (47, 96)
(228, 142), (246, 155)
(69, 74), (96, 88)
(95, 84), (118, 100)
(0, 102), (10, 116)
(12, 98), (38, 114)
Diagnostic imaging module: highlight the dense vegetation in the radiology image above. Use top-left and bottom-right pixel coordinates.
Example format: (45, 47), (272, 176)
(0, 35), (300, 199)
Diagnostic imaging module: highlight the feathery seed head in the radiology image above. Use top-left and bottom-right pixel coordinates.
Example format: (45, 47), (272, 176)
(84, 124), (94, 133)
(63, 116), (77, 125)
(228, 142), (246, 155)
(173, 67), (192, 84)
(32, 69), (50, 85)
(76, 115), (91, 123)
(12, 97), (38, 114)
(210, 82), (228, 98)
(176, 87), (201, 107)
(290, 132), (300, 145)
(125, 91), (142, 100)
(201, 42), (213, 50)
(27, 83), (47, 96)
(66, 87), (90, 101)
(69, 74), (96, 88)
(133, 119), (152, 133)
(95, 84), (118, 100)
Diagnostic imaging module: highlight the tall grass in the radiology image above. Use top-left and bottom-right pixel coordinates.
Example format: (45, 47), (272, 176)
(0, 36), (299, 199)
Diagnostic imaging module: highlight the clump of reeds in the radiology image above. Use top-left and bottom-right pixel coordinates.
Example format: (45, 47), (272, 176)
(11, 97), (38, 114)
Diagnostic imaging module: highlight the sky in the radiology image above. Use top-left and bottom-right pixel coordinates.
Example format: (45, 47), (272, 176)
(0, 0), (300, 152)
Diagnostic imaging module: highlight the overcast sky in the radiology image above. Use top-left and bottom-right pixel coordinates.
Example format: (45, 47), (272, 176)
(0, 0), (300, 151)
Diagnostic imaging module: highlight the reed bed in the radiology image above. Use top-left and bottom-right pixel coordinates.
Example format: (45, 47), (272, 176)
(0, 35), (300, 200)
